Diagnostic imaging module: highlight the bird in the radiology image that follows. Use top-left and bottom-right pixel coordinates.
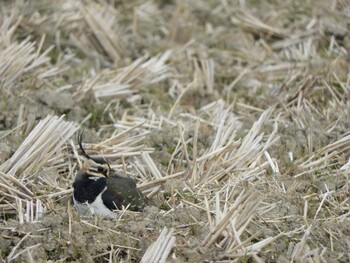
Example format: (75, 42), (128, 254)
(72, 133), (146, 218)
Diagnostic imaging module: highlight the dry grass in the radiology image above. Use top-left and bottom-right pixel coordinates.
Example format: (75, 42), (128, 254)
(0, 0), (349, 262)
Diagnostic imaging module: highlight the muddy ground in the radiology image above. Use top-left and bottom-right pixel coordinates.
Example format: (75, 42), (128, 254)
(0, 0), (350, 262)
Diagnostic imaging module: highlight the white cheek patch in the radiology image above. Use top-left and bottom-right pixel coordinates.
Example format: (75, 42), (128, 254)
(88, 177), (103, 181)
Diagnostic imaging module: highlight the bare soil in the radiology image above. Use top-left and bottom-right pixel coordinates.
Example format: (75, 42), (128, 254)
(0, 0), (349, 262)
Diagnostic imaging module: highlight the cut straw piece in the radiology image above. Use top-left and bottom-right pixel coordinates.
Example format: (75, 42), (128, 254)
(0, 171), (33, 197)
(141, 153), (163, 179)
(141, 227), (176, 263)
(291, 226), (312, 261)
(140, 152), (164, 197)
(138, 171), (185, 190)
(0, 182), (32, 200)
(231, 12), (287, 38)
(96, 121), (146, 147)
(6, 232), (31, 262)
(202, 190), (247, 248)
(92, 51), (171, 100)
(0, 37), (58, 90)
(80, 4), (124, 61)
(1, 115), (79, 177)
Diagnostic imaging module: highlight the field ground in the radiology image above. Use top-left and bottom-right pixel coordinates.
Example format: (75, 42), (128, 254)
(0, 0), (349, 262)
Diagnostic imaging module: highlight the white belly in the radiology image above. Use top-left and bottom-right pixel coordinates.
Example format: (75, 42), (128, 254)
(73, 187), (117, 219)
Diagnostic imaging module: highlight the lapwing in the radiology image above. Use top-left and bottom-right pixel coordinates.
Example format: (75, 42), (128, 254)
(72, 133), (146, 218)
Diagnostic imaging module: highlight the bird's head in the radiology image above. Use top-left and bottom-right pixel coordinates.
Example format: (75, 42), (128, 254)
(78, 132), (111, 178)
(81, 159), (110, 177)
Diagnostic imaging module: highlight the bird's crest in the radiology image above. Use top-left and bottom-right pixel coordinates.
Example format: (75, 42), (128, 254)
(78, 131), (111, 177)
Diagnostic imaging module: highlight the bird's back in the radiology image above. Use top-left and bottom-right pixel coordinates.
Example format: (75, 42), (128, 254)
(102, 173), (146, 212)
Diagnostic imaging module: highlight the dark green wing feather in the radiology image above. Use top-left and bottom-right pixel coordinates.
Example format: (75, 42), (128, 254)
(103, 173), (146, 211)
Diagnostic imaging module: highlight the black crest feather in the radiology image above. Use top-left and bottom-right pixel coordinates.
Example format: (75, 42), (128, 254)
(78, 131), (111, 167)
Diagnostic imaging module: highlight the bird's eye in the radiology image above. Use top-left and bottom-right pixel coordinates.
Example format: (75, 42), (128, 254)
(97, 167), (105, 173)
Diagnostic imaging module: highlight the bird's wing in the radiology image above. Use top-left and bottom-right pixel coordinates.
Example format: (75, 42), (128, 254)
(103, 174), (146, 211)
(101, 185), (124, 210)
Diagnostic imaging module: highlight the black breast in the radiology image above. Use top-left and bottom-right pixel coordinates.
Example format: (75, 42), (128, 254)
(73, 175), (107, 204)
